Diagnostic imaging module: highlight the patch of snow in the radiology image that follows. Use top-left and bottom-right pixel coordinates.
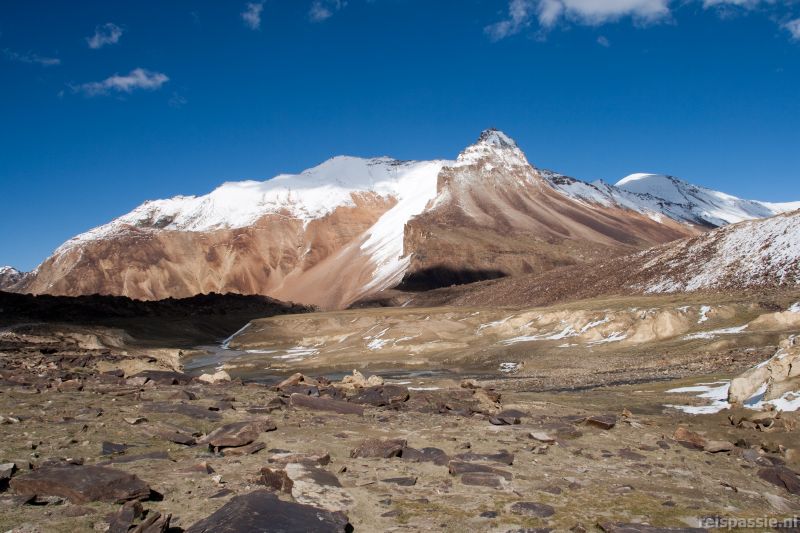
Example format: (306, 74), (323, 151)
(665, 382), (731, 415)
(698, 305), (711, 324)
(579, 317), (610, 333)
(477, 317), (512, 333)
(588, 332), (627, 345)
(761, 392), (800, 412)
(272, 346), (319, 360)
(789, 302), (800, 313)
(499, 362), (521, 374)
(500, 325), (576, 345)
(359, 160), (450, 293)
(666, 380), (800, 415)
(683, 325), (748, 341)
(221, 323), (251, 349)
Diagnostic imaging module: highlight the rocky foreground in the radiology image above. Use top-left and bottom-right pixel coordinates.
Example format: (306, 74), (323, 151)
(1, 329), (799, 532)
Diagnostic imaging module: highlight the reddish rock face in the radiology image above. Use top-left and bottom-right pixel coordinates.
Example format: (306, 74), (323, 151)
(23, 196), (395, 310)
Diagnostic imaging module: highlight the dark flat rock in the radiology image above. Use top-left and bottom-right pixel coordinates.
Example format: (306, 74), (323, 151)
(350, 438), (407, 459)
(97, 451), (171, 466)
(489, 416), (520, 425)
(402, 447), (450, 466)
(381, 477), (417, 486)
(448, 461), (512, 480)
(350, 385), (410, 407)
(101, 442), (129, 456)
(758, 466), (800, 495)
(10, 464), (151, 504)
(129, 370), (191, 385)
(185, 489), (351, 532)
(510, 501), (555, 518)
(223, 441), (266, 456)
(454, 450), (514, 465)
(143, 402), (221, 421)
(290, 393), (364, 416)
(461, 472), (506, 488)
(618, 449), (646, 461)
(156, 430), (196, 446)
(199, 420), (276, 449)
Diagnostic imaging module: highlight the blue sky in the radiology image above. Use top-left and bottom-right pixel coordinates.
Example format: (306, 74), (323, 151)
(1, 0), (799, 271)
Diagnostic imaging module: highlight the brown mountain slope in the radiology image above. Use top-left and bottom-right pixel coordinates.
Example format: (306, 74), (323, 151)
(22, 195), (394, 309)
(398, 209), (800, 309)
(399, 130), (697, 289)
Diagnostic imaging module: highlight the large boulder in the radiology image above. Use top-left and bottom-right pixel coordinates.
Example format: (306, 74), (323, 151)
(10, 465), (151, 504)
(185, 490), (351, 532)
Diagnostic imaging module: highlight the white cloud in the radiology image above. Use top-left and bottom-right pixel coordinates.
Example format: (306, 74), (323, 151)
(597, 35), (611, 46)
(785, 18), (800, 40)
(537, 0), (671, 27)
(2, 48), (60, 66)
(310, 0), (346, 22)
(702, 0), (767, 7)
(485, 0), (537, 40)
(486, 0), (672, 38)
(73, 68), (169, 97)
(169, 92), (188, 108)
(87, 23), (124, 49)
(242, 2), (265, 30)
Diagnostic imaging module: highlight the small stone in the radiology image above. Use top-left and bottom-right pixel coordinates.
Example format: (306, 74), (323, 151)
(268, 452), (331, 466)
(101, 442), (128, 456)
(123, 417), (147, 425)
(199, 420), (276, 449)
(586, 415), (617, 430)
(529, 431), (556, 444)
(198, 371), (231, 384)
(704, 440), (734, 453)
(381, 477), (416, 486)
(673, 427), (707, 450)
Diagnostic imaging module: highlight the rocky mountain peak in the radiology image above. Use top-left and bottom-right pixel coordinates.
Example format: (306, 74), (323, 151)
(476, 128), (518, 149)
(0, 266), (26, 291)
(453, 129), (531, 170)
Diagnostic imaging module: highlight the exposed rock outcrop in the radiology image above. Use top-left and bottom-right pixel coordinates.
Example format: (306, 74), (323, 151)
(728, 337), (800, 406)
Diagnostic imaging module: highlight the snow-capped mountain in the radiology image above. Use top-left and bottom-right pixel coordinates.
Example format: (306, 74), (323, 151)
(0, 266), (25, 291)
(636, 210), (800, 293)
(17, 129), (798, 308)
(543, 171), (798, 228)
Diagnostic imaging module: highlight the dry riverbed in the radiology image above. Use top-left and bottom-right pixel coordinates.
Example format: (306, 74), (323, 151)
(1, 327), (799, 533)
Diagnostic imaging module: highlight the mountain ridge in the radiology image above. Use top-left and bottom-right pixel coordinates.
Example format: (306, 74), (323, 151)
(13, 129), (798, 308)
